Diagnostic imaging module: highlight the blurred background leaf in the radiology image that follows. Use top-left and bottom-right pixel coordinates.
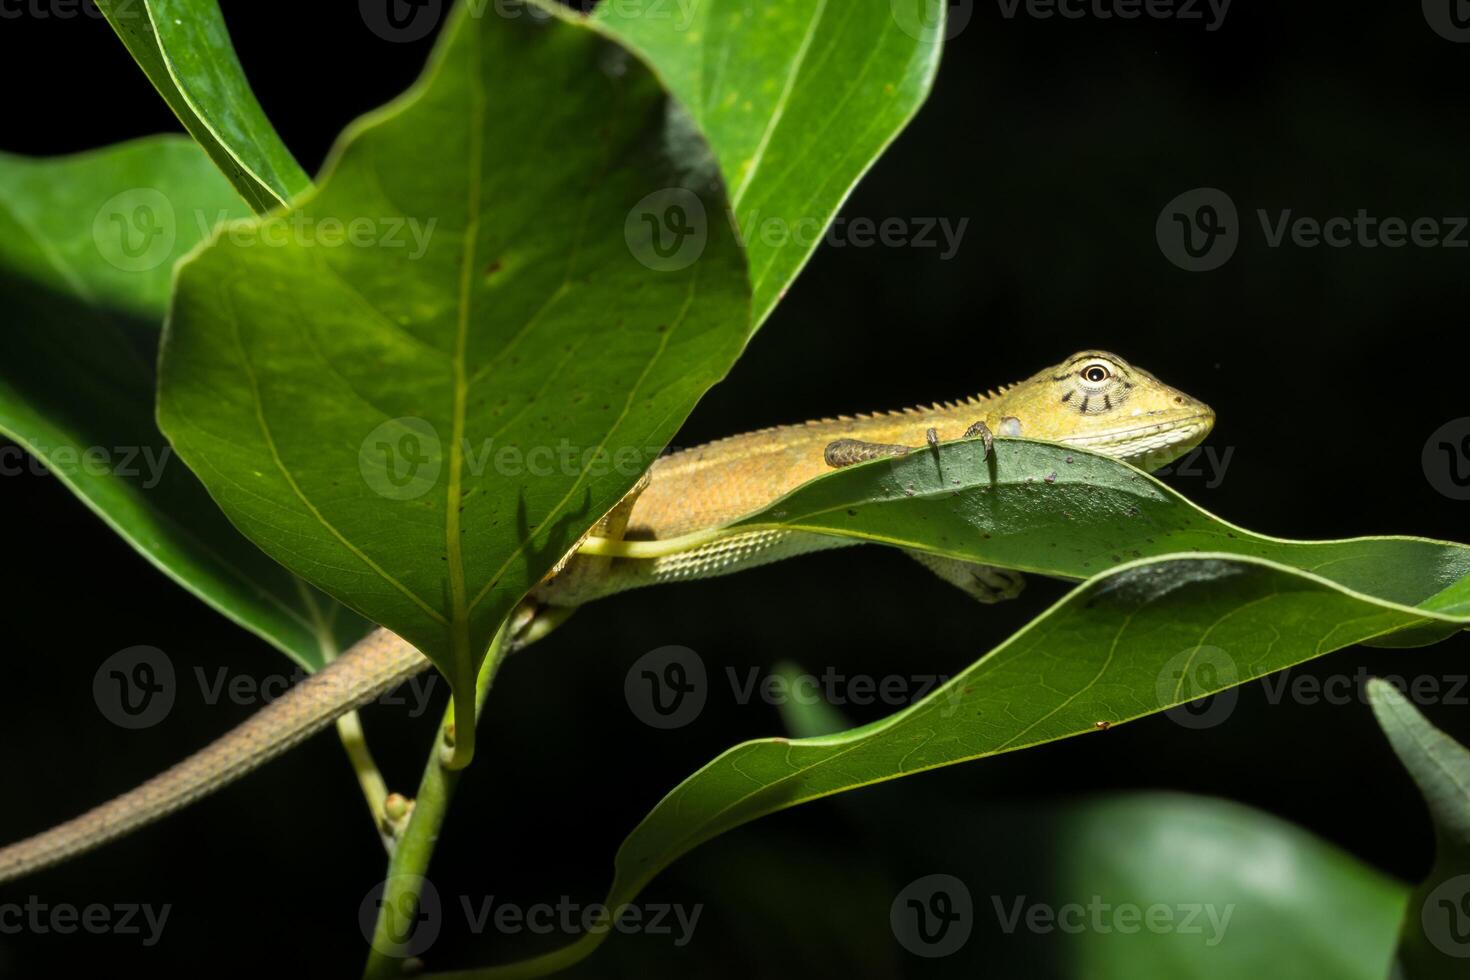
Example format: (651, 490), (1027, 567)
(0, 137), (368, 668)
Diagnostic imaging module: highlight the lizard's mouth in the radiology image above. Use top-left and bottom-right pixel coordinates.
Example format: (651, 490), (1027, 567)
(1061, 411), (1215, 471)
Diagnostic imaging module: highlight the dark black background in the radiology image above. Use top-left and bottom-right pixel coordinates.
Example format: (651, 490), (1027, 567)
(2, 1), (1469, 977)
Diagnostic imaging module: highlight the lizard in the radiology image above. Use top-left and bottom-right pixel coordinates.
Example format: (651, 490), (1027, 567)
(0, 350), (1214, 884)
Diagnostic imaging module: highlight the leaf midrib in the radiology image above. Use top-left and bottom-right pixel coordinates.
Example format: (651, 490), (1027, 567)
(442, 22), (487, 680)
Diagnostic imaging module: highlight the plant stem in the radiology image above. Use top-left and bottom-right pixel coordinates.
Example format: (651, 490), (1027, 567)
(305, 580), (394, 846)
(361, 618), (513, 980)
(335, 709), (392, 850)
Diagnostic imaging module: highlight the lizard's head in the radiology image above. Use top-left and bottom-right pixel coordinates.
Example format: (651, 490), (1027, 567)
(1002, 350), (1214, 471)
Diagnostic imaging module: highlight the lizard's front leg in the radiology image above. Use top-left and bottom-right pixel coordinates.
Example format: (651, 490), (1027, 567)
(823, 416), (1027, 604)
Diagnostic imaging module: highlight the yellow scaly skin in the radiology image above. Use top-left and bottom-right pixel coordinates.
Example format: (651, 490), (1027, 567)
(0, 350), (1212, 883)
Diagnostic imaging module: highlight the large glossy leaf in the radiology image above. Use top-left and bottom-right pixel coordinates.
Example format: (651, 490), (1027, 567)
(1369, 680), (1470, 978)
(457, 552), (1470, 977)
(157, 1), (751, 762)
(589, 0), (945, 326)
(0, 137), (367, 668)
(96, 0), (310, 212)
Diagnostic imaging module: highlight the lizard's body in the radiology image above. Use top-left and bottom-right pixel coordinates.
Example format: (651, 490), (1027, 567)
(0, 351), (1213, 883)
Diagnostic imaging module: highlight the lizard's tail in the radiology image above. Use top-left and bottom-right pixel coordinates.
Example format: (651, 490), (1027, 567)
(0, 628), (429, 885)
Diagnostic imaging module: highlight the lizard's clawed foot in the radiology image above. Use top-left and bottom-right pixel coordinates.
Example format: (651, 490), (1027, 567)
(904, 550), (1026, 603)
(823, 438), (913, 469)
(967, 564), (1026, 603)
(962, 421), (994, 458)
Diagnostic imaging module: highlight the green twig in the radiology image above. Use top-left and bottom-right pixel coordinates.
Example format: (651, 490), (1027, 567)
(334, 709), (392, 850)
(361, 618), (514, 979)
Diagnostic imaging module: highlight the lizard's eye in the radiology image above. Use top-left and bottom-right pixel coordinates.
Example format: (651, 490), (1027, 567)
(1080, 363), (1111, 384)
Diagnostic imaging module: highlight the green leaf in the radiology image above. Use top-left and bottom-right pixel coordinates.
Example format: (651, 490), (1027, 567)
(462, 552), (1470, 978)
(778, 673), (1403, 980)
(916, 793), (1406, 979)
(96, 0), (310, 212)
(590, 0), (946, 326)
(1368, 679), (1470, 977)
(157, 1), (751, 763)
(0, 137), (367, 668)
(690, 438), (1470, 615)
